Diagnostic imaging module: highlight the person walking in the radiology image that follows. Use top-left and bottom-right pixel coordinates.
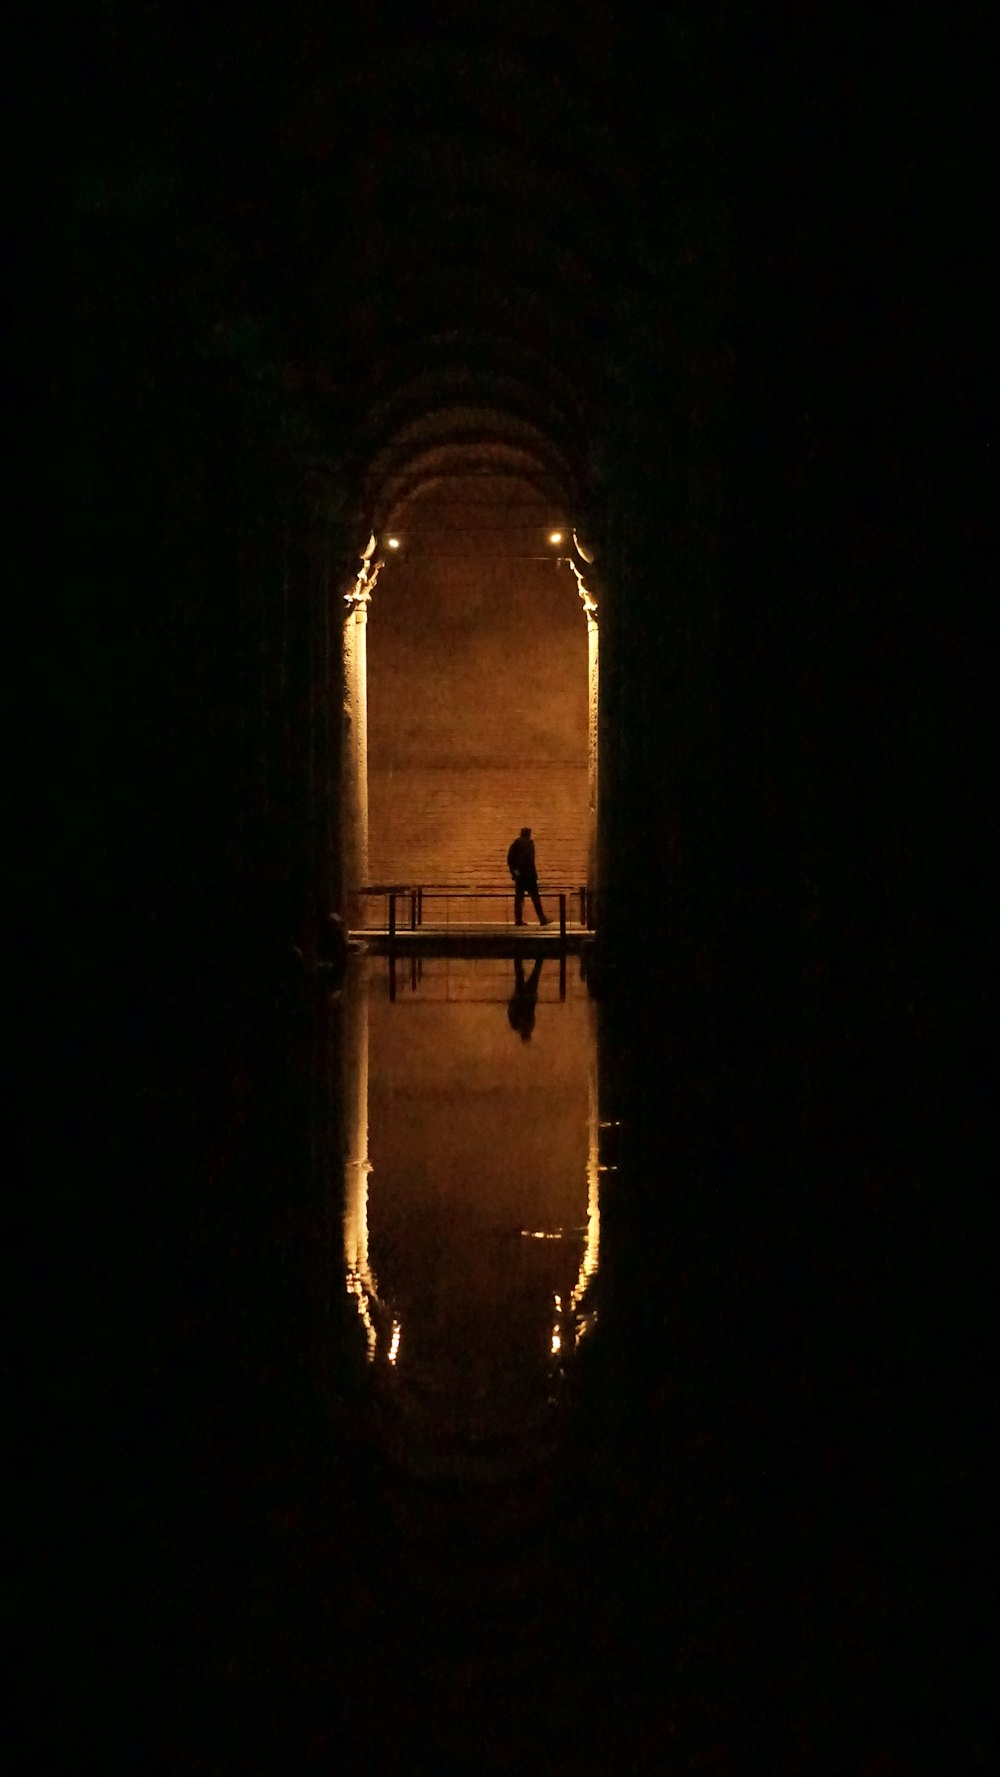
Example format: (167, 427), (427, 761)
(506, 826), (551, 926)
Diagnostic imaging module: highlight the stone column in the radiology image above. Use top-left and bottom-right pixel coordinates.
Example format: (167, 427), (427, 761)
(571, 558), (600, 926)
(587, 607), (600, 921)
(341, 592), (371, 925)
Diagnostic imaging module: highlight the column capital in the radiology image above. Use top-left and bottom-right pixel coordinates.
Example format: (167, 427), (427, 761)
(344, 554), (383, 618)
(567, 557), (598, 628)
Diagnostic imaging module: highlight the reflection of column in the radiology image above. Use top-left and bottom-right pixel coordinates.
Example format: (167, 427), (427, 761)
(342, 958), (377, 1358)
(552, 999), (600, 1354)
(341, 958), (401, 1366)
(569, 998), (601, 1345)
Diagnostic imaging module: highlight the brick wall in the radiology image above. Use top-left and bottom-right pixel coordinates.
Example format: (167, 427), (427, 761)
(366, 486), (590, 904)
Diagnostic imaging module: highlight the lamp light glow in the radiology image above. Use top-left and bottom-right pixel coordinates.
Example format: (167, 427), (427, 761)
(549, 530), (563, 544)
(387, 536), (400, 549)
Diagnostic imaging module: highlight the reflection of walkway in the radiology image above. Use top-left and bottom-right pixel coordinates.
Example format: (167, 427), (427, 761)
(387, 953), (570, 1003)
(507, 955), (543, 1041)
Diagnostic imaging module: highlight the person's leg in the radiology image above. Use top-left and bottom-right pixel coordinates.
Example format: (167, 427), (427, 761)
(514, 881), (525, 925)
(529, 881), (549, 924)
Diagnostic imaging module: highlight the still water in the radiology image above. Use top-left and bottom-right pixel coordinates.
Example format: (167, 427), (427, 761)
(342, 955), (605, 1464)
(317, 953), (639, 1772)
(110, 950), (940, 1774)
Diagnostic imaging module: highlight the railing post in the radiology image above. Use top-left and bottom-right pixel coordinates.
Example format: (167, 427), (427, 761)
(410, 889), (417, 931)
(559, 892), (566, 941)
(388, 891), (396, 942)
(417, 888), (423, 927)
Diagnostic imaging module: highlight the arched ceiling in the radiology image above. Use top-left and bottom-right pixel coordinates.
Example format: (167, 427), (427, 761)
(366, 406), (577, 532)
(86, 3), (703, 542)
(269, 5), (669, 550)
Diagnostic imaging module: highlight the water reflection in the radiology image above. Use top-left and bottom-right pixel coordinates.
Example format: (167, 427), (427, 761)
(342, 954), (601, 1438)
(507, 953), (544, 1040)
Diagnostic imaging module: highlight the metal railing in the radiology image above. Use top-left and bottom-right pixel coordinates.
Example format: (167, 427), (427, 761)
(358, 883), (592, 939)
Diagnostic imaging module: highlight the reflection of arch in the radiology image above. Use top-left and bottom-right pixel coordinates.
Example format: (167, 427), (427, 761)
(342, 960), (603, 1376)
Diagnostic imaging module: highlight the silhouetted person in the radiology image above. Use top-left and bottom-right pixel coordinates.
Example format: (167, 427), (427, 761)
(506, 826), (551, 926)
(507, 954), (544, 1040)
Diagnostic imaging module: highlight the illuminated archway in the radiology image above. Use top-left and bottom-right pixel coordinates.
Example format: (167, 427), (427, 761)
(340, 412), (601, 928)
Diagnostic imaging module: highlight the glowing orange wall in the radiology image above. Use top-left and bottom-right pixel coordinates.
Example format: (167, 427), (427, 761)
(367, 485), (589, 888)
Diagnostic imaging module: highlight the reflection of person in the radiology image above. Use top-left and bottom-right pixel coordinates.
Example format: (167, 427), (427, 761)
(506, 826), (551, 926)
(507, 955), (543, 1041)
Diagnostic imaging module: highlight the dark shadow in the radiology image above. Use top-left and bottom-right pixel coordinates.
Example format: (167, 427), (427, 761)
(507, 954), (544, 1041)
(316, 912), (349, 991)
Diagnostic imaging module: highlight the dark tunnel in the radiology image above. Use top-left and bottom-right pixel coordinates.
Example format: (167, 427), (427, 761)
(57, 6), (993, 1773)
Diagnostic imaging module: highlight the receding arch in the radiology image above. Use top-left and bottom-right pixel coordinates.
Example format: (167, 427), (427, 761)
(341, 422), (599, 928)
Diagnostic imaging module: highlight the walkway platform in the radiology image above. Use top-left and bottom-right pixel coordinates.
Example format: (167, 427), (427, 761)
(353, 884), (593, 956)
